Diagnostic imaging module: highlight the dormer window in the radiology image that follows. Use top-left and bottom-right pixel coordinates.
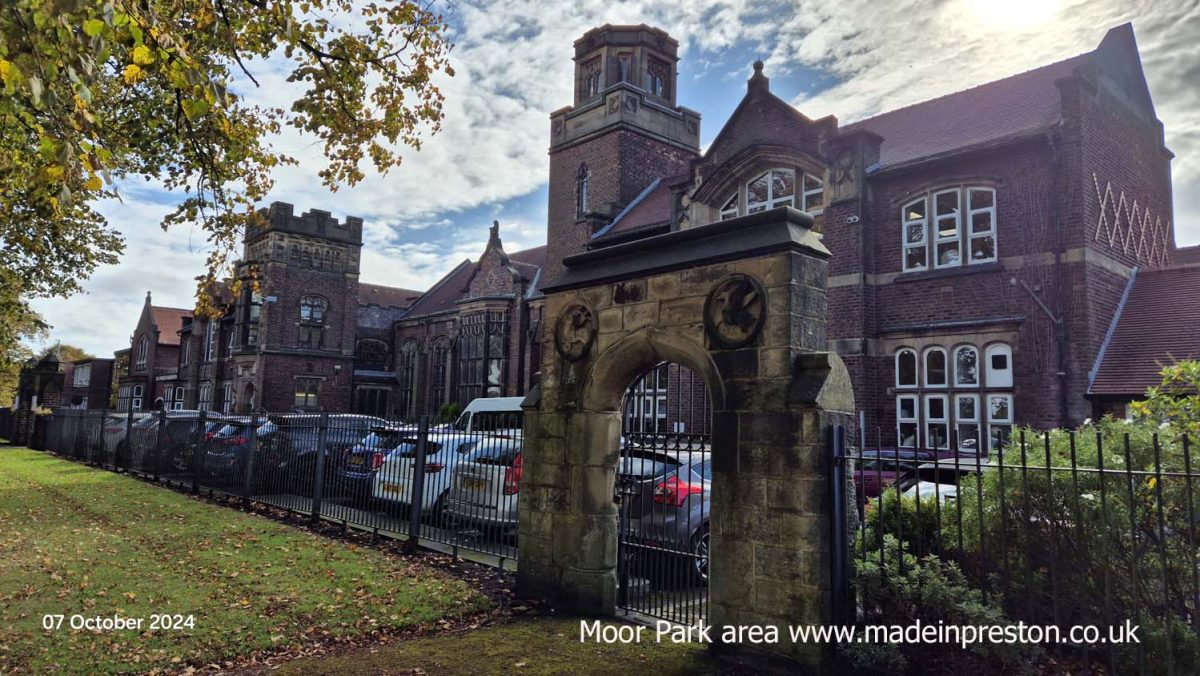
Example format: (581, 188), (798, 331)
(717, 167), (825, 220)
(901, 186), (997, 272)
(747, 169), (794, 213)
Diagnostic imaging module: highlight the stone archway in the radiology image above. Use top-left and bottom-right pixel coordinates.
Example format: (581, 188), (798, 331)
(518, 208), (854, 668)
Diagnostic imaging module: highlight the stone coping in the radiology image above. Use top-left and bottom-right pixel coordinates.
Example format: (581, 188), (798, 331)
(542, 206), (828, 294)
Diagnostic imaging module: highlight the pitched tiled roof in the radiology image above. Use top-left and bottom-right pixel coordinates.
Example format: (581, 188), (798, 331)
(359, 282), (421, 309)
(842, 53), (1089, 171)
(151, 306), (191, 346)
(1174, 244), (1200, 266)
(1091, 266), (1200, 396)
(402, 245), (547, 319)
(593, 179), (672, 240)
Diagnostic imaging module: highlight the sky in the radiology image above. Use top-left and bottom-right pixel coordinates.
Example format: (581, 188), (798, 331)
(29, 0), (1200, 357)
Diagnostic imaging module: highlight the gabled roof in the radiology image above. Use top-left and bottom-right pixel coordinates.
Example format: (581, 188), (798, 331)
(1090, 265), (1200, 397)
(150, 306), (191, 346)
(842, 24), (1154, 171)
(402, 245), (547, 319)
(359, 283), (421, 309)
(842, 54), (1087, 171)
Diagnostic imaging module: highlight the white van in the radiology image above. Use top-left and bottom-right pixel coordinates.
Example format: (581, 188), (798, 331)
(448, 397), (525, 435)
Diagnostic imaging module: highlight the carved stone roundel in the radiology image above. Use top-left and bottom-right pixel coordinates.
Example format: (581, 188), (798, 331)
(554, 302), (597, 362)
(704, 274), (767, 349)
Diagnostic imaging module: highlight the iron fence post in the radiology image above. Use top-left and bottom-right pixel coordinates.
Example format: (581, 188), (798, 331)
(406, 415), (430, 550)
(122, 405), (134, 470)
(242, 412), (260, 507)
(310, 412), (329, 522)
(153, 408), (167, 480)
(193, 410), (207, 494)
(830, 424), (851, 625)
(93, 405), (107, 465)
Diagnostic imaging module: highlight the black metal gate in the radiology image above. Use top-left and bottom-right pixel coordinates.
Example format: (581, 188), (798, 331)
(617, 364), (712, 625)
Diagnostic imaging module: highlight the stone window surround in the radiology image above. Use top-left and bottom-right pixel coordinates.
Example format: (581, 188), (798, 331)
(901, 183), (998, 273)
(718, 166), (826, 221)
(887, 332), (1015, 453)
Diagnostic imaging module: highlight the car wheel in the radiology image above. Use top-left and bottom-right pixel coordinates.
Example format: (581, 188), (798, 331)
(429, 490), (449, 527)
(287, 456), (316, 496)
(691, 525), (709, 585)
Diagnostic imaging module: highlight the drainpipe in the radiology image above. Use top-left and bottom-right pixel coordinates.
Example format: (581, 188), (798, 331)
(1048, 132), (1071, 427)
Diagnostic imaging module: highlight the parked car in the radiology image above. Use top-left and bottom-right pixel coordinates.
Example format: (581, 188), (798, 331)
(371, 431), (484, 517)
(257, 414), (386, 493)
(333, 423), (421, 504)
(443, 436), (525, 534)
(202, 417), (279, 486)
(120, 410), (215, 469)
(624, 451), (711, 583)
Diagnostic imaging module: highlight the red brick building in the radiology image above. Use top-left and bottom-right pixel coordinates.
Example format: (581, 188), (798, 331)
(111, 22), (1194, 450)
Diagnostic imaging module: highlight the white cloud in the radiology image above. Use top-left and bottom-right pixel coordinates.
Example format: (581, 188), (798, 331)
(30, 0), (1200, 356)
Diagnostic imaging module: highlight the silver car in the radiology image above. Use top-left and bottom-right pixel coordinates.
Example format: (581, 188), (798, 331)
(443, 436), (524, 534)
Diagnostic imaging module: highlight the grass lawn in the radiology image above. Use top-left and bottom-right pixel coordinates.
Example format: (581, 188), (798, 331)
(273, 617), (713, 675)
(0, 448), (490, 674)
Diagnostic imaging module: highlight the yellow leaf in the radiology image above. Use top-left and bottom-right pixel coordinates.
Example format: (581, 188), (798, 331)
(132, 45), (154, 66)
(85, 175), (102, 191)
(122, 64), (143, 85)
(46, 165), (65, 180)
(0, 59), (9, 81)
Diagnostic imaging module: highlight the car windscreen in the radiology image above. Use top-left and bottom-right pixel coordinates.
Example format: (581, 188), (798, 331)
(470, 438), (523, 466)
(471, 411), (522, 432)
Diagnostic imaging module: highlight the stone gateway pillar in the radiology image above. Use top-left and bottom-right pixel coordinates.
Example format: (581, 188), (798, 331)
(517, 206), (854, 669)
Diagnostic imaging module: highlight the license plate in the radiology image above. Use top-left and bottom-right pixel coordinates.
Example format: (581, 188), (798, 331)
(349, 456), (364, 466)
(382, 482), (404, 494)
(463, 478), (488, 492)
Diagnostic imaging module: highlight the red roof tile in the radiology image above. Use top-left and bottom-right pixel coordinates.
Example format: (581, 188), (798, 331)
(1174, 244), (1200, 267)
(1091, 266), (1200, 396)
(842, 54), (1088, 170)
(600, 180), (672, 237)
(151, 306), (191, 346)
(359, 283), (421, 309)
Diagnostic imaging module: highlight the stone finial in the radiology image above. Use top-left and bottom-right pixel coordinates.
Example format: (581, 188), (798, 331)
(748, 60), (769, 94)
(490, 220), (500, 242)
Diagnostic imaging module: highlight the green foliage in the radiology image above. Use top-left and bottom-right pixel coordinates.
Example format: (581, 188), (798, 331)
(438, 402), (461, 424)
(941, 419), (1200, 673)
(0, 305), (46, 407)
(1133, 360), (1200, 440)
(0, 0), (454, 347)
(845, 535), (1041, 674)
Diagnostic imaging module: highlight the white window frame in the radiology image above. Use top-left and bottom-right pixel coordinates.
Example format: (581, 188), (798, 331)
(173, 386), (184, 411)
(181, 338), (191, 365)
(985, 343), (1013, 388)
(902, 197), (928, 272)
(932, 188), (962, 269)
(221, 382), (234, 414)
(746, 168), (795, 214)
(801, 173), (824, 214)
(204, 323), (216, 362)
(73, 364), (91, 387)
(923, 346), (948, 388)
(953, 345), (979, 387)
(967, 187), (997, 263)
(955, 394), (981, 453)
(897, 395), (919, 449)
(986, 393), (1014, 454)
(131, 384), (144, 411)
(924, 394), (950, 450)
(719, 192), (738, 220)
(198, 383), (212, 411)
(227, 327), (235, 355)
(895, 348), (918, 388)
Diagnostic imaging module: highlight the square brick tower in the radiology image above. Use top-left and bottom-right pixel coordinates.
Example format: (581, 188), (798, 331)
(545, 25), (702, 283)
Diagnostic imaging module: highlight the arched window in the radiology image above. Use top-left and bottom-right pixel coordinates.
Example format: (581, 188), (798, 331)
(398, 341), (419, 419)
(131, 384), (144, 411)
(173, 386), (184, 411)
(299, 296), (327, 324)
(647, 58), (669, 98)
(985, 343), (1013, 388)
(198, 383), (212, 411)
(581, 58), (602, 98)
(355, 339), (390, 370)
(576, 164), (590, 218)
(747, 168), (794, 213)
(923, 347), (947, 387)
(135, 335), (148, 369)
(429, 338), (451, 413)
(901, 185), (997, 272)
(954, 345), (979, 386)
(895, 349), (917, 388)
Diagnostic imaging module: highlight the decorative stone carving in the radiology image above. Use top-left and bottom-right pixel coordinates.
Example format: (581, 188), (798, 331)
(554, 302), (597, 361)
(704, 274), (767, 349)
(607, 95), (621, 115)
(623, 94), (639, 114)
